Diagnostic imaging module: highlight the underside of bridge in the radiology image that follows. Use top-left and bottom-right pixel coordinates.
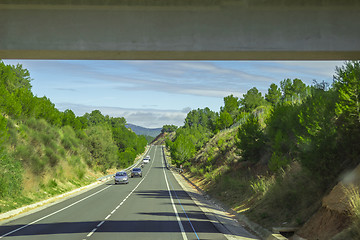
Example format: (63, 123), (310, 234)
(0, 0), (359, 60)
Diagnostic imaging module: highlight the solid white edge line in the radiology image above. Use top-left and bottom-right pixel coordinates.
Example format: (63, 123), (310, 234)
(163, 158), (188, 240)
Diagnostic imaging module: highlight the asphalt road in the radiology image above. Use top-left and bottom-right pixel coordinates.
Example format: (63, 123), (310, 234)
(0, 145), (229, 240)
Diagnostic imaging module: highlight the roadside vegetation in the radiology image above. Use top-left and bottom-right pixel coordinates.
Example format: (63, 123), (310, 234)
(0, 61), (147, 213)
(165, 61), (360, 238)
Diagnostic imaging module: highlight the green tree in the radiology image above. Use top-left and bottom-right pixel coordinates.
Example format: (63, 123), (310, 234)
(334, 61), (360, 125)
(184, 107), (217, 131)
(265, 83), (281, 106)
(84, 110), (106, 126)
(280, 78), (309, 103)
(170, 133), (196, 166)
(109, 117), (126, 129)
(237, 114), (265, 162)
(240, 87), (266, 112)
(0, 85), (22, 118)
(0, 61), (32, 93)
(0, 114), (8, 145)
(265, 102), (303, 171)
(297, 87), (339, 183)
(85, 125), (118, 171)
(216, 110), (233, 130)
(332, 61), (360, 173)
(221, 94), (240, 120)
(162, 124), (178, 133)
(62, 109), (81, 129)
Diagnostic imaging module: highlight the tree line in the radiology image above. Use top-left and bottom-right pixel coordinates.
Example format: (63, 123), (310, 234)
(0, 61), (147, 198)
(166, 61), (360, 187)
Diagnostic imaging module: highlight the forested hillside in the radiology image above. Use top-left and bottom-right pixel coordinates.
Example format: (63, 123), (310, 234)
(0, 61), (147, 213)
(126, 124), (161, 138)
(165, 61), (360, 239)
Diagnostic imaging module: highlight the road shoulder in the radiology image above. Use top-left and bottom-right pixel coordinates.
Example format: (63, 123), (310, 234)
(170, 168), (260, 240)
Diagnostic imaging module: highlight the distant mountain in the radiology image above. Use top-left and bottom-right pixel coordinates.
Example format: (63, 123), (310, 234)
(126, 124), (162, 138)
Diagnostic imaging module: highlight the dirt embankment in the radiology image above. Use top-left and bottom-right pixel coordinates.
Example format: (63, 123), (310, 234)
(296, 164), (360, 240)
(151, 132), (175, 145)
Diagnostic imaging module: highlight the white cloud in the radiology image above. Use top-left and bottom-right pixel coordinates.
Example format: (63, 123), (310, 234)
(182, 88), (245, 98)
(56, 103), (187, 128)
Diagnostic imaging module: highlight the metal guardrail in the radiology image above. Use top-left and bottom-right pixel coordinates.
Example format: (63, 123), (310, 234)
(97, 146), (151, 181)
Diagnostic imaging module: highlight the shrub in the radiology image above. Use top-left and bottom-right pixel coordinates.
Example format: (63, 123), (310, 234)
(30, 155), (45, 174)
(268, 152), (290, 173)
(68, 155), (81, 166)
(26, 118), (48, 132)
(45, 147), (59, 166)
(14, 143), (33, 162)
(190, 166), (198, 175)
(61, 126), (80, 152)
(76, 165), (86, 180)
(0, 151), (23, 198)
(250, 175), (275, 196)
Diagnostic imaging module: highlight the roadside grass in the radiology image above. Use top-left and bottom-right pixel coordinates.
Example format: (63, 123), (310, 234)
(171, 123), (328, 231)
(336, 185), (360, 239)
(1, 116), (147, 215)
(205, 169), (255, 208)
(244, 163), (325, 228)
(0, 166), (98, 214)
(0, 118), (101, 214)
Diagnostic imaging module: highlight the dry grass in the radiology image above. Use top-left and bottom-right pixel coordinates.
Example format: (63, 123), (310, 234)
(344, 185), (360, 238)
(346, 185), (360, 218)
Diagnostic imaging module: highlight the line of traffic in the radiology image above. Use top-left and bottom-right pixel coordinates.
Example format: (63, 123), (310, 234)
(82, 147), (158, 240)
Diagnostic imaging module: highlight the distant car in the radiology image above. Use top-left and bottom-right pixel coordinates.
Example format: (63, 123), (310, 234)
(143, 157), (150, 164)
(114, 171), (128, 184)
(143, 155), (150, 164)
(131, 168), (142, 178)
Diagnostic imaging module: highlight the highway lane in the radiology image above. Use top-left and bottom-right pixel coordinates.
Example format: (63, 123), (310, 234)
(0, 145), (227, 240)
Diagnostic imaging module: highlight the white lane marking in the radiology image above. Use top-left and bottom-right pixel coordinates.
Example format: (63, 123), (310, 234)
(169, 177), (200, 239)
(97, 221), (105, 227)
(83, 146), (158, 238)
(163, 159), (188, 240)
(0, 185), (112, 239)
(87, 228), (97, 237)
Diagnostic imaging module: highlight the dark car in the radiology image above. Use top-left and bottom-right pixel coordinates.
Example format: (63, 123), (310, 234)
(131, 168), (142, 178)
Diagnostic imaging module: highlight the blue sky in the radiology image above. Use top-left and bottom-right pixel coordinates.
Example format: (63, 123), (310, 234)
(3, 60), (343, 128)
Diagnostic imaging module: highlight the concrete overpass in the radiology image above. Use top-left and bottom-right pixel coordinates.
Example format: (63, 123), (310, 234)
(0, 0), (359, 60)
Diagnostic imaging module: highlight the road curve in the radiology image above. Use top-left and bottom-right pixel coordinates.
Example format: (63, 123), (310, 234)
(0, 145), (253, 240)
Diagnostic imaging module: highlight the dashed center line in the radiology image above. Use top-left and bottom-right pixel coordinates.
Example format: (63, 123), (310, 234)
(87, 228), (97, 237)
(83, 147), (157, 239)
(97, 221), (105, 228)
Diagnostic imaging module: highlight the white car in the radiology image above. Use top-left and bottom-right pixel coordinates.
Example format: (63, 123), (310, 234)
(143, 155), (150, 164)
